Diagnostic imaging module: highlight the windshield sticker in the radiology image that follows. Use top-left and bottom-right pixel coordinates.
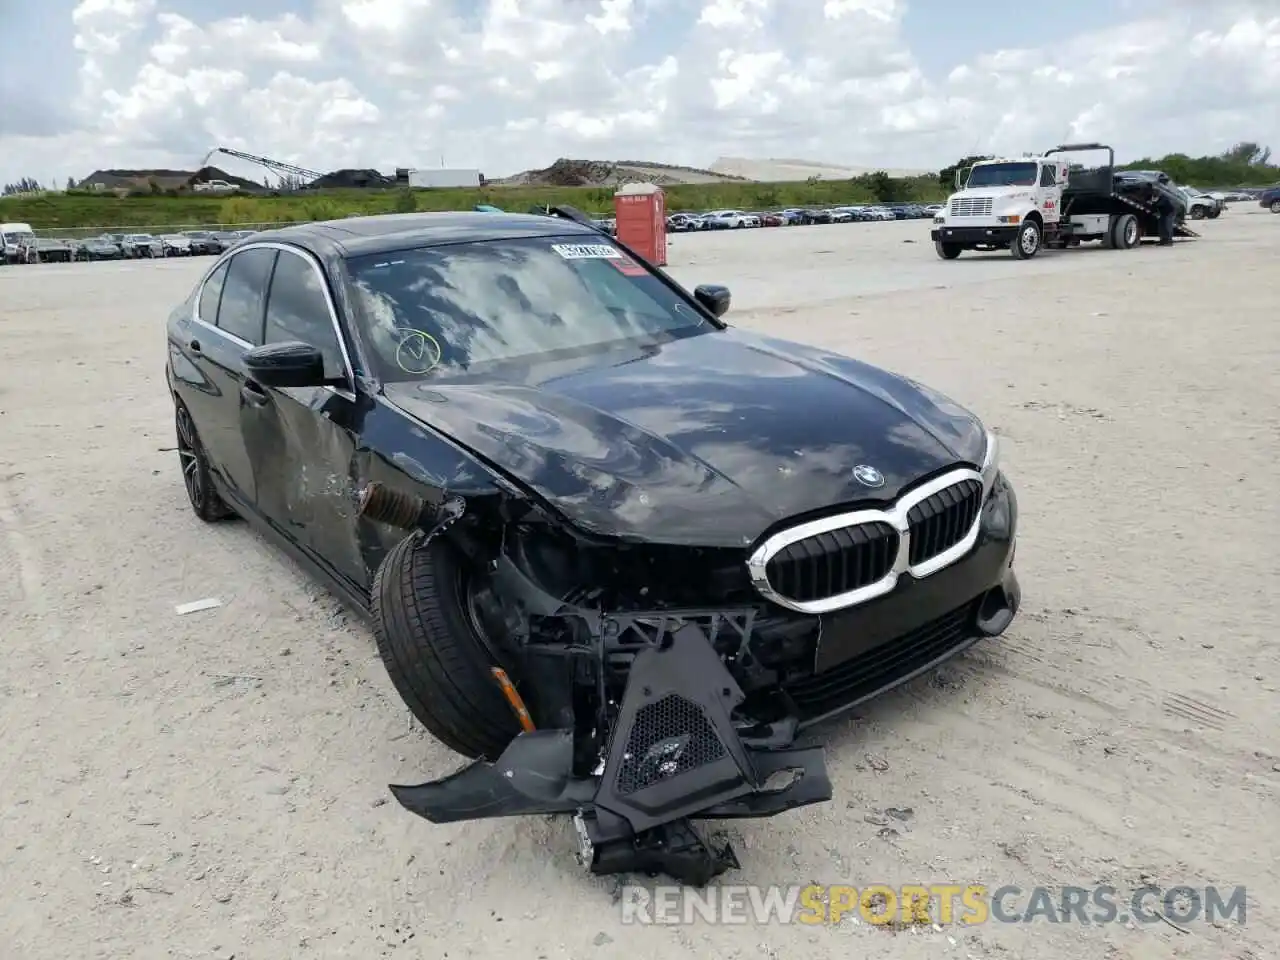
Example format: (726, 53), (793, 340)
(550, 243), (622, 260)
(394, 328), (443, 376)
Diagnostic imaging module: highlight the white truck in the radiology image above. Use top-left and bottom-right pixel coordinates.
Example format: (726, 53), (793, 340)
(407, 168), (483, 189)
(192, 179), (239, 194)
(930, 143), (1196, 261)
(1, 222), (37, 264)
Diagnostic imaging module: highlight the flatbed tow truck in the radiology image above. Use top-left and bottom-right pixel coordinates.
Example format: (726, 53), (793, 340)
(931, 143), (1199, 260)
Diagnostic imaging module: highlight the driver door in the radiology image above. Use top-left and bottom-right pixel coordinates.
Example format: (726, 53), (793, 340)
(250, 246), (369, 591)
(1038, 164), (1063, 224)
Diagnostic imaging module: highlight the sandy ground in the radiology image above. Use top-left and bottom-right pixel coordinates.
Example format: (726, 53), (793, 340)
(1, 209), (1277, 960)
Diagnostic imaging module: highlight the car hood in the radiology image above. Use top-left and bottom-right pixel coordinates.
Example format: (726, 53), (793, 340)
(382, 328), (986, 547)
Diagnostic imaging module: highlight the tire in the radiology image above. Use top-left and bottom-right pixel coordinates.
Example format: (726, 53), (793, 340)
(1011, 219), (1041, 259)
(372, 535), (524, 760)
(1111, 213), (1140, 250)
(174, 401), (235, 522)
(1207, 206), (1221, 219)
(1190, 206), (1205, 220)
(935, 240), (962, 260)
(1270, 200), (1280, 214)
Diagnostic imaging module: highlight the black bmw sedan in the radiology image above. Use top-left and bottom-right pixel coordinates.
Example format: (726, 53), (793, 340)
(165, 210), (1020, 879)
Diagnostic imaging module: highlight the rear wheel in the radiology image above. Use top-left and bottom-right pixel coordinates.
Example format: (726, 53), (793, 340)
(1270, 200), (1280, 214)
(372, 535), (525, 760)
(1111, 213), (1140, 250)
(934, 241), (962, 260)
(1011, 220), (1041, 259)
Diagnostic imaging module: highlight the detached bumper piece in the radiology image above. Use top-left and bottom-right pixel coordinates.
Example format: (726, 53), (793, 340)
(390, 623), (832, 885)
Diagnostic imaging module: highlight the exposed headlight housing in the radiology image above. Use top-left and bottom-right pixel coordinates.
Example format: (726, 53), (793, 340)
(980, 428), (1000, 495)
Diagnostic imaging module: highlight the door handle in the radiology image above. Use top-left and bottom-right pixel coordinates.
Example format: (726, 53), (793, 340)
(240, 380), (270, 406)
(188, 338), (202, 355)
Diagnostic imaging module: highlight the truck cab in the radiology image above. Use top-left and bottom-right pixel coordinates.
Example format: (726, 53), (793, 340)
(931, 157), (1068, 260)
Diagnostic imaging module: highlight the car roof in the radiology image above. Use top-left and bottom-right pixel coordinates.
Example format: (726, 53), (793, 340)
(247, 211), (601, 258)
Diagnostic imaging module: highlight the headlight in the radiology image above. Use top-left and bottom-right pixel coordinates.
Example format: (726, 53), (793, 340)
(980, 428), (1000, 494)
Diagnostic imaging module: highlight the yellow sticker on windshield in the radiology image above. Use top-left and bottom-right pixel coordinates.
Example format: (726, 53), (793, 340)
(394, 328), (443, 375)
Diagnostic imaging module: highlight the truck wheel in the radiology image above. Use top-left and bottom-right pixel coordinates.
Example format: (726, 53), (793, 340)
(934, 241), (962, 260)
(1207, 206), (1221, 219)
(1011, 220), (1041, 259)
(1111, 213), (1140, 250)
(1270, 200), (1280, 214)
(372, 534), (524, 761)
(1190, 207), (1205, 220)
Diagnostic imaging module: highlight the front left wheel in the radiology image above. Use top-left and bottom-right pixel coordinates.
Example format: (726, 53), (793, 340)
(372, 535), (524, 761)
(1011, 220), (1041, 259)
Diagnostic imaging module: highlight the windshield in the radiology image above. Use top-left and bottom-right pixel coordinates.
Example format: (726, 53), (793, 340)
(3, 231), (33, 244)
(966, 162), (1038, 188)
(346, 235), (713, 382)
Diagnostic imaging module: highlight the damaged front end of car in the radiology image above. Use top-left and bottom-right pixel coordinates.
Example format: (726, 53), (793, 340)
(357, 481), (834, 887)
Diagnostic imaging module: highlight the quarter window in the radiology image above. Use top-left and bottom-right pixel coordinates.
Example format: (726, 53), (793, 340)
(263, 251), (346, 378)
(197, 262), (228, 324)
(216, 247), (277, 344)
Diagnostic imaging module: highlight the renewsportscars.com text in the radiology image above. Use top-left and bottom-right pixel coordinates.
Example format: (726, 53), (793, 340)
(619, 883), (1248, 926)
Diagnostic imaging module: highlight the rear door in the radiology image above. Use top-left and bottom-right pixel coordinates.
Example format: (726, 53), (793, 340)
(189, 246), (278, 509)
(251, 247), (369, 589)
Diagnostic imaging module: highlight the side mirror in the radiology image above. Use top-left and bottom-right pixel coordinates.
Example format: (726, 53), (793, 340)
(244, 341), (328, 388)
(694, 284), (731, 318)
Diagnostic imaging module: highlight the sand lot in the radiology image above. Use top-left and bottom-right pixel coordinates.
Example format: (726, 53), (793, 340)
(1, 210), (1277, 960)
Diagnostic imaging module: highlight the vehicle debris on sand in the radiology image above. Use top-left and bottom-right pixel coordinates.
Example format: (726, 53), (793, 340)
(163, 208), (1020, 885)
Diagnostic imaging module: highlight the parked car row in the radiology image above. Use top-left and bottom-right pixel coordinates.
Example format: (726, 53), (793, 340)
(663, 203), (943, 232)
(0, 227), (258, 265)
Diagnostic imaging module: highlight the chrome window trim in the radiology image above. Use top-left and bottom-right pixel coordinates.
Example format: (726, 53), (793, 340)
(746, 467), (985, 615)
(189, 241), (357, 402)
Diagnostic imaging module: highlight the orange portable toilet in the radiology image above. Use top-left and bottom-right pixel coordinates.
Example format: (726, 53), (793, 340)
(613, 182), (667, 266)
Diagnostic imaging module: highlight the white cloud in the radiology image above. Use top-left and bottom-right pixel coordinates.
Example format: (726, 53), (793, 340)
(1, 0), (1277, 186)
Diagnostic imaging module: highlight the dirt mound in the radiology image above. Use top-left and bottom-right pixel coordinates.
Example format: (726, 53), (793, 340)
(494, 158), (748, 187)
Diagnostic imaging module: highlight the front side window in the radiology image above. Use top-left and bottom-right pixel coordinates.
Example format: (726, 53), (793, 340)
(216, 247), (277, 344)
(1039, 165), (1057, 187)
(346, 236), (713, 382)
(966, 162), (1038, 188)
(264, 251), (346, 378)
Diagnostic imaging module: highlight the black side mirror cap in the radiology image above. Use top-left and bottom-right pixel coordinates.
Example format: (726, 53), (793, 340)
(244, 341), (330, 389)
(694, 284), (731, 318)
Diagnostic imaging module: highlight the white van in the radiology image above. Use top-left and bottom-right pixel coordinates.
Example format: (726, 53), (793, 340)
(1, 222), (36, 264)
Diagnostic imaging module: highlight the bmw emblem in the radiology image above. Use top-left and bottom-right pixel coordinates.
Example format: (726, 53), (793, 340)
(852, 464), (885, 488)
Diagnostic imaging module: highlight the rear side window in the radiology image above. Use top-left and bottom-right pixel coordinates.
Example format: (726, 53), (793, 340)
(216, 248), (277, 344)
(264, 251), (346, 378)
(197, 262), (228, 323)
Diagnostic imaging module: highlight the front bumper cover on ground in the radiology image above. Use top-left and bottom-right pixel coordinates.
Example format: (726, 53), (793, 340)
(391, 621), (833, 886)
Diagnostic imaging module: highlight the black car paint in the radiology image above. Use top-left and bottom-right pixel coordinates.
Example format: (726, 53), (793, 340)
(379, 330), (985, 548)
(167, 210), (1013, 685)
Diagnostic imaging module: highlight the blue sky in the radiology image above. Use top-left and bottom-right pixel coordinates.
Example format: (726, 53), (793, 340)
(1, 0), (1276, 185)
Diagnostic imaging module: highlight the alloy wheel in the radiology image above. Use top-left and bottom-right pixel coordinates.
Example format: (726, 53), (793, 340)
(175, 406), (205, 511)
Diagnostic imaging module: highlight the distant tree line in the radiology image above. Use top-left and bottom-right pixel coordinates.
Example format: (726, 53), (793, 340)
(937, 141), (1277, 189)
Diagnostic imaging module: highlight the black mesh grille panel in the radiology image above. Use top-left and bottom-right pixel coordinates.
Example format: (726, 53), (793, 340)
(614, 694), (726, 796)
(906, 479), (983, 566)
(785, 599), (979, 720)
(764, 521), (898, 603)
